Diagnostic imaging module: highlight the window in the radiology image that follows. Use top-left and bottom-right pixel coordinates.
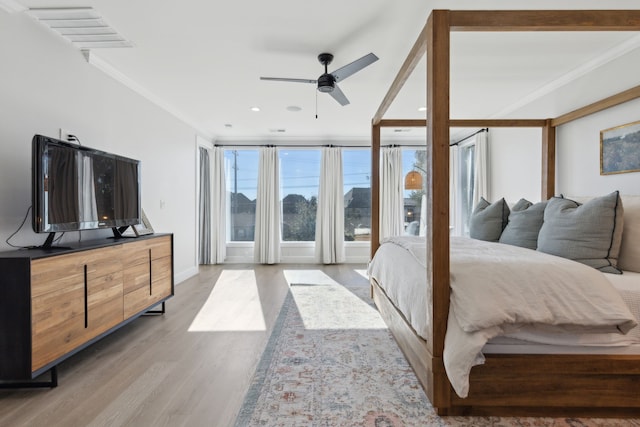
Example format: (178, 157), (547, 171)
(225, 149), (258, 242)
(402, 148), (426, 235)
(343, 149), (371, 241)
(279, 149), (321, 241)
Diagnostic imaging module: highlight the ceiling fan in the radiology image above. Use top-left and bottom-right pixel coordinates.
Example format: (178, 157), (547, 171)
(260, 52), (379, 106)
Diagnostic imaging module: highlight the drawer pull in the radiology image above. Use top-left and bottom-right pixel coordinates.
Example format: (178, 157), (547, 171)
(83, 265), (88, 328)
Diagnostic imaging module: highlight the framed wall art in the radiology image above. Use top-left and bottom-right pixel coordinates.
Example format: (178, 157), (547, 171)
(600, 120), (640, 175)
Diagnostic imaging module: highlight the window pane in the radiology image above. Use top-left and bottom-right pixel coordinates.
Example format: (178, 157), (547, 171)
(402, 148), (426, 235)
(343, 149), (371, 241)
(280, 149), (320, 241)
(225, 149), (258, 242)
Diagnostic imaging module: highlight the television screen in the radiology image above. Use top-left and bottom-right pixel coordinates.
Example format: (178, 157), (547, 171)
(32, 135), (141, 234)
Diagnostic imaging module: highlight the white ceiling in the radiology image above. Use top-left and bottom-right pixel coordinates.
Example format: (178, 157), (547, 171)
(10, 0), (640, 142)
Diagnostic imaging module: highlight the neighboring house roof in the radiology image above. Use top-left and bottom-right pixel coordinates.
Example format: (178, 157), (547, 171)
(344, 187), (371, 209)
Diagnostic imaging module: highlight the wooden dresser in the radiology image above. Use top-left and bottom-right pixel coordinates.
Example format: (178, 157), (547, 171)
(0, 234), (173, 386)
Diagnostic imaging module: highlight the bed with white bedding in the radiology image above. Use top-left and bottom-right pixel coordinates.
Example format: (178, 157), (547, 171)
(367, 9), (640, 417)
(368, 235), (640, 398)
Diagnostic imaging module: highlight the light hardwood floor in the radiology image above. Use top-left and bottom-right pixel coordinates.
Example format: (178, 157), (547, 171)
(0, 264), (369, 427)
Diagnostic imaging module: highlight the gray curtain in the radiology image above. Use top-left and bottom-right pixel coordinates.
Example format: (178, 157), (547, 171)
(199, 146), (227, 264)
(199, 147), (212, 264)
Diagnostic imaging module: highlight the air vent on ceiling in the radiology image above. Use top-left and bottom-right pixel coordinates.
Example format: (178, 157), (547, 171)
(27, 7), (132, 49)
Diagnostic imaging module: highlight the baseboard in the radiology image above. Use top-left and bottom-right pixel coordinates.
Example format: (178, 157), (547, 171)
(175, 266), (199, 285)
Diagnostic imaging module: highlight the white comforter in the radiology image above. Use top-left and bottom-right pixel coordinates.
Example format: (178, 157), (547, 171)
(369, 236), (638, 398)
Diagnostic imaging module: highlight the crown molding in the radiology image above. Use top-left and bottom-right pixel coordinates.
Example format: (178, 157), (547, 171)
(214, 135), (373, 146)
(491, 33), (640, 119)
(0, 0), (26, 13)
(87, 53), (214, 140)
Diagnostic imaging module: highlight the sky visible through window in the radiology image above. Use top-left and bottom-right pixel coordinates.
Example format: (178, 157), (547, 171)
(280, 149), (321, 199)
(224, 148), (372, 201)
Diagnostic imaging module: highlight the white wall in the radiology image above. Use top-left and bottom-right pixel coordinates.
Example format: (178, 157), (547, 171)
(487, 101), (640, 205)
(0, 12), (201, 282)
(488, 128), (542, 203)
(557, 98), (640, 197)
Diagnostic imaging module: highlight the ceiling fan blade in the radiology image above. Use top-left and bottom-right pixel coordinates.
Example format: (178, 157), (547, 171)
(260, 77), (317, 84)
(331, 52), (379, 82)
(328, 84), (350, 106)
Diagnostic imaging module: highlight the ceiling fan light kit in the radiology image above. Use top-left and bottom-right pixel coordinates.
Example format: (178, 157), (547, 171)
(260, 52), (378, 106)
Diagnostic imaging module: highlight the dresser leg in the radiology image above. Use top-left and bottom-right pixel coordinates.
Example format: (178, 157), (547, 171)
(143, 301), (166, 315)
(0, 366), (57, 389)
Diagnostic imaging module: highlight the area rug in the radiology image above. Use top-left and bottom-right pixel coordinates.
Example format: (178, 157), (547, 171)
(234, 282), (640, 427)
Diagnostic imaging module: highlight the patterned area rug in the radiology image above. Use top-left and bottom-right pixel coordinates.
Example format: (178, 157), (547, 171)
(234, 282), (640, 427)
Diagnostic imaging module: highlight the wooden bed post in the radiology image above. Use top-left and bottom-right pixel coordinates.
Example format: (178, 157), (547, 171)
(541, 119), (556, 200)
(426, 9), (451, 411)
(371, 122), (381, 258)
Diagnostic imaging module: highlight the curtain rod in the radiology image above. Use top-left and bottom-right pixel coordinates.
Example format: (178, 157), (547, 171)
(213, 143), (366, 148)
(213, 143), (428, 149)
(449, 128), (488, 147)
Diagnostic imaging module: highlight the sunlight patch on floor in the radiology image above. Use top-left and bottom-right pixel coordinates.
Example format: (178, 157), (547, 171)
(354, 269), (369, 280)
(283, 269), (341, 286)
(284, 269), (386, 330)
(188, 270), (266, 332)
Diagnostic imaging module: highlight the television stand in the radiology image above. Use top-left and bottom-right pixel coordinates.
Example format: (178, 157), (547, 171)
(111, 226), (133, 239)
(0, 234), (174, 387)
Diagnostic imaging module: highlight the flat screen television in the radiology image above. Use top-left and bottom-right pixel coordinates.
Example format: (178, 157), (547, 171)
(32, 134), (141, 247)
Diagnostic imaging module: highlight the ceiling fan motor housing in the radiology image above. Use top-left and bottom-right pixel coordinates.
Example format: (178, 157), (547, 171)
(317, 73), (335, 92)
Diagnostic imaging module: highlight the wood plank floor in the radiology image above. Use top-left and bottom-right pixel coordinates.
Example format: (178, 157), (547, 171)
(0, 264), (369, 427)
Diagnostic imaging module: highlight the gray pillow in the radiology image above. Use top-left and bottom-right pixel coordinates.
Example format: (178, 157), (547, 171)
(469, 197), (510, 242)
(499, 199), (547, 250)
(537, 191), (624, 274)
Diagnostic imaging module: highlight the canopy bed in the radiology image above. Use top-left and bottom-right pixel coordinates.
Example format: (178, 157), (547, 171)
(369, 10), (640, 417)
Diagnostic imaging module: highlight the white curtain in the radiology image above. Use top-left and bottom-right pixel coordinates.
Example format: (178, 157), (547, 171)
(210, 147), (227, 263)
(254, 147), (281, 264)
(380, 147), (404, 239)
(472, 130), (489, 206)
(419, 194), (427, 237)
(315, 147), (345, 264)
(449, 144), (460, 236)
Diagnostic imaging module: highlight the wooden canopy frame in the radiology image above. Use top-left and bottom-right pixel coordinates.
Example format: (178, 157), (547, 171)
(370, 10), (640, 416)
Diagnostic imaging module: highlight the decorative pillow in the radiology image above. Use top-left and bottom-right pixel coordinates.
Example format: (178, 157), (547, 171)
(469, 197), (510, 242)
(537, 191), (624, 274)
(499, 199), (547, 250)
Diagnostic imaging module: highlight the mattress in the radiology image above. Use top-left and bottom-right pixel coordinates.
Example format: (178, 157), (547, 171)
(367, 238), (640, 351)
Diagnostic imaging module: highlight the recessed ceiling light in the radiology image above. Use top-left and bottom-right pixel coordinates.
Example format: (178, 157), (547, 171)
(250, 106), (260, 112)
(286, 105), (302, 112)
(418, 106), (427, 112)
